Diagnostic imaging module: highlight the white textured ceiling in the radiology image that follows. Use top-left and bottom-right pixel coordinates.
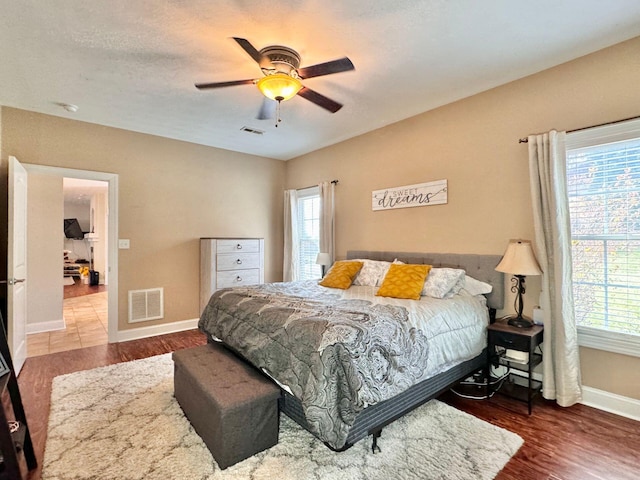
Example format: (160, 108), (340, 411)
(63, 178), (108, 206)
(2, 1), (640, 161)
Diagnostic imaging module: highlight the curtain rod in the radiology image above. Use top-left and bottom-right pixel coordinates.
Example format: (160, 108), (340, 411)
(298, 179), (339, 191)
(518, 113), (640, 143)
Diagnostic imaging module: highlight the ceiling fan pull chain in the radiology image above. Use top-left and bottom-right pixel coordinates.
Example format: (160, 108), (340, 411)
(275, 99), (282, 127)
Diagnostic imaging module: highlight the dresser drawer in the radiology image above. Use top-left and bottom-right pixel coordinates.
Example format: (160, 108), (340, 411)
(216, 252), (261, 271)
(200, 238), (264, 314)
(217, 269), (260, 288)
(490, 330), (531, 351)
(217, 239), (261, 254)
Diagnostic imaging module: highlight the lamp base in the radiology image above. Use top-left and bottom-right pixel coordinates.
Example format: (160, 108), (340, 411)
(506, 315), (534, 328)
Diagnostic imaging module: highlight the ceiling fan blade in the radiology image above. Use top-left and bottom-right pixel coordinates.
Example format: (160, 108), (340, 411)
(298, 57), (354, 79)
(195, 79), (255, 90)
(257, 98), (276, 120)
(297, 87), (343, 113)
(232, 37), (263, 64)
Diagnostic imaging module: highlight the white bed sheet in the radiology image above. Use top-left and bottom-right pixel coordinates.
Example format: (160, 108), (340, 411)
(340, 286), (489, 381)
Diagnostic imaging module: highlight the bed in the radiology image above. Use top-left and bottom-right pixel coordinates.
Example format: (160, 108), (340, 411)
(198, 250), (504, 451)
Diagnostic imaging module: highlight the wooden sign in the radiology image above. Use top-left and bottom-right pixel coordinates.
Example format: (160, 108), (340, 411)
(372, 180), (448, 211)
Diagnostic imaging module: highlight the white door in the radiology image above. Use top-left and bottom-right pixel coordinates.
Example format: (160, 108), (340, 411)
(7, 156), (28, 374)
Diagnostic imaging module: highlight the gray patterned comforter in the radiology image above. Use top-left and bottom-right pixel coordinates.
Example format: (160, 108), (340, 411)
(198, 281), (434, 449)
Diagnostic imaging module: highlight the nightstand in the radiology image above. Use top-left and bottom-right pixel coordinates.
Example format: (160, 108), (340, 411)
(487, 318), (543, 414)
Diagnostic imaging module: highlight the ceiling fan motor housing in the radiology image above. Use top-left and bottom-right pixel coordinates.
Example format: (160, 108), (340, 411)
(259, 45), (301, 78)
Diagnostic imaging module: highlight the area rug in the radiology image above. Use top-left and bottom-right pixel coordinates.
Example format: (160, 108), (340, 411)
(43, 354), (522, 480)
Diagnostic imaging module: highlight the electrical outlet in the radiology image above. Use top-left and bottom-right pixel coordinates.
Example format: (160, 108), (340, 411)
(118, 239), (130, 249)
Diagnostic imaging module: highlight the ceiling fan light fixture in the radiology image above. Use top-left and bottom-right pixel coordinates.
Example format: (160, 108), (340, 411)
(256, 73), (302, 102)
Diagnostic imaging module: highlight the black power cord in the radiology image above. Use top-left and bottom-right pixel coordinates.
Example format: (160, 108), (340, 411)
(450, 367), (510, 400)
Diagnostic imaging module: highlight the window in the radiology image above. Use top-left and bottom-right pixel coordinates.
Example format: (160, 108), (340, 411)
(566, 120), (640, 355)
(297, 187), (321, 280)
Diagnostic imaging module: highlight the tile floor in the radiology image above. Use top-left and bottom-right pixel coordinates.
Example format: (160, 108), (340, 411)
(26, 291), (108, 357)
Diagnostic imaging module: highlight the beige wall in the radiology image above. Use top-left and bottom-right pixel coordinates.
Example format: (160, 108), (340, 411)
(286, 37), (640, 400)
(1, 108), (285, 331)
(26, 172), (64, 327)
(581, 347), (639, 400)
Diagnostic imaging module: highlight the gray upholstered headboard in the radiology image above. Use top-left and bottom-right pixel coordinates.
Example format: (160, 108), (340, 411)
(346, 250), (504, 311)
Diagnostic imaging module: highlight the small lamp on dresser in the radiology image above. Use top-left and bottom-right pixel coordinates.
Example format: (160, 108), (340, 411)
(495, 239), (543, 328)
(316, 252), (331, 277)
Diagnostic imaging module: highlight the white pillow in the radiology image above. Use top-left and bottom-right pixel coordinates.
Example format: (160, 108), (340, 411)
(421, 268), (466, 298)
(462, 275), (493, 296)
(352, 259), (393, 286)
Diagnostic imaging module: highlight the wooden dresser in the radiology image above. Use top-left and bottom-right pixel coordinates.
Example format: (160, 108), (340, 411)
(199, 238), (265, 313)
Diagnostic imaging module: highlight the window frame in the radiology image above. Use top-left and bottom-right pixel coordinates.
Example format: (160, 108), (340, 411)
(296, 186), (321, 281)
(565, 118), (640, 358)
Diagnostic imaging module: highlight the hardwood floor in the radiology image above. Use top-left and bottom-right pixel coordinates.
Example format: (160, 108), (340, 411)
(63, 276), (107, 299)
(16, 330), (639, 480)
(440, 391), (640, 480)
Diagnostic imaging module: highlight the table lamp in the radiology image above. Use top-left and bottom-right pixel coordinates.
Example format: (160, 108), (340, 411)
(495, 239), (542, 328)
(316, 252), (331, 277)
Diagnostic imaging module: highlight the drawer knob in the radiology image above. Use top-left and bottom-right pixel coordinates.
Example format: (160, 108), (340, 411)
(236, 259), (242, 264)
(236, 244), (242, 250)
(236, 276), (242, 282)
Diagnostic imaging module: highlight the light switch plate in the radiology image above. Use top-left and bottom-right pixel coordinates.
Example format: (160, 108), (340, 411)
(118, 239), (130, 249)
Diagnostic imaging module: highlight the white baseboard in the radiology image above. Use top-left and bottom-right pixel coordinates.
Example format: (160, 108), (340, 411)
(581, 386), (640, 422)
(27, 319), (66, 334)
(116, 318), (199, 343)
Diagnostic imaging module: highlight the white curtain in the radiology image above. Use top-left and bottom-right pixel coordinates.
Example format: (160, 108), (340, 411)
(528, 130), (582, 406)
(283, 189), (299, 282)
(318, 181), (335, 264)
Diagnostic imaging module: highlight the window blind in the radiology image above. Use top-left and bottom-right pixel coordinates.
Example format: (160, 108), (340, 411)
(566, 137), (640, 336)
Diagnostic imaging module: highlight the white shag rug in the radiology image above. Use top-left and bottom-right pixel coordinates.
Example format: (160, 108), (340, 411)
(43, 354), (522, 480)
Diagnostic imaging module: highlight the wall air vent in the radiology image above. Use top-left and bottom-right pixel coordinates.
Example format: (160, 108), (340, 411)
(128, 287), (164, 323)
(240, 126), (265, 135)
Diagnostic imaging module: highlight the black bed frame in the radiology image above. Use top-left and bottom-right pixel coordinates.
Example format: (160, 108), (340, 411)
(279, 349), (488, 452)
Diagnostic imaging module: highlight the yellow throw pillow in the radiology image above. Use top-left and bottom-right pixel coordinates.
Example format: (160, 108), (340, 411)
(376, 264), (432, 300)
(319, 261), (364, 289)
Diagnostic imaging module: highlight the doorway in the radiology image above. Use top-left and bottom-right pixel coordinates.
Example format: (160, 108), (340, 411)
(29, 178), (109, 356)
(21, 164), (118, 356)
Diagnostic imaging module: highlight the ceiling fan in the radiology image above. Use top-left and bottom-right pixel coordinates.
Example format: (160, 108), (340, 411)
(195, 37), (355, 122)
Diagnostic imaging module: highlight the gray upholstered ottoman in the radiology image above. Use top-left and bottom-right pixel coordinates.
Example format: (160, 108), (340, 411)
(172, 343), (281, 469)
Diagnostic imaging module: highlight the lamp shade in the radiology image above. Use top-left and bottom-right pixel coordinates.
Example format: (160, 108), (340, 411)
(495, 240), (542, 275)
(316, 252), (331, 266)
(256, 73), (302, 101)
